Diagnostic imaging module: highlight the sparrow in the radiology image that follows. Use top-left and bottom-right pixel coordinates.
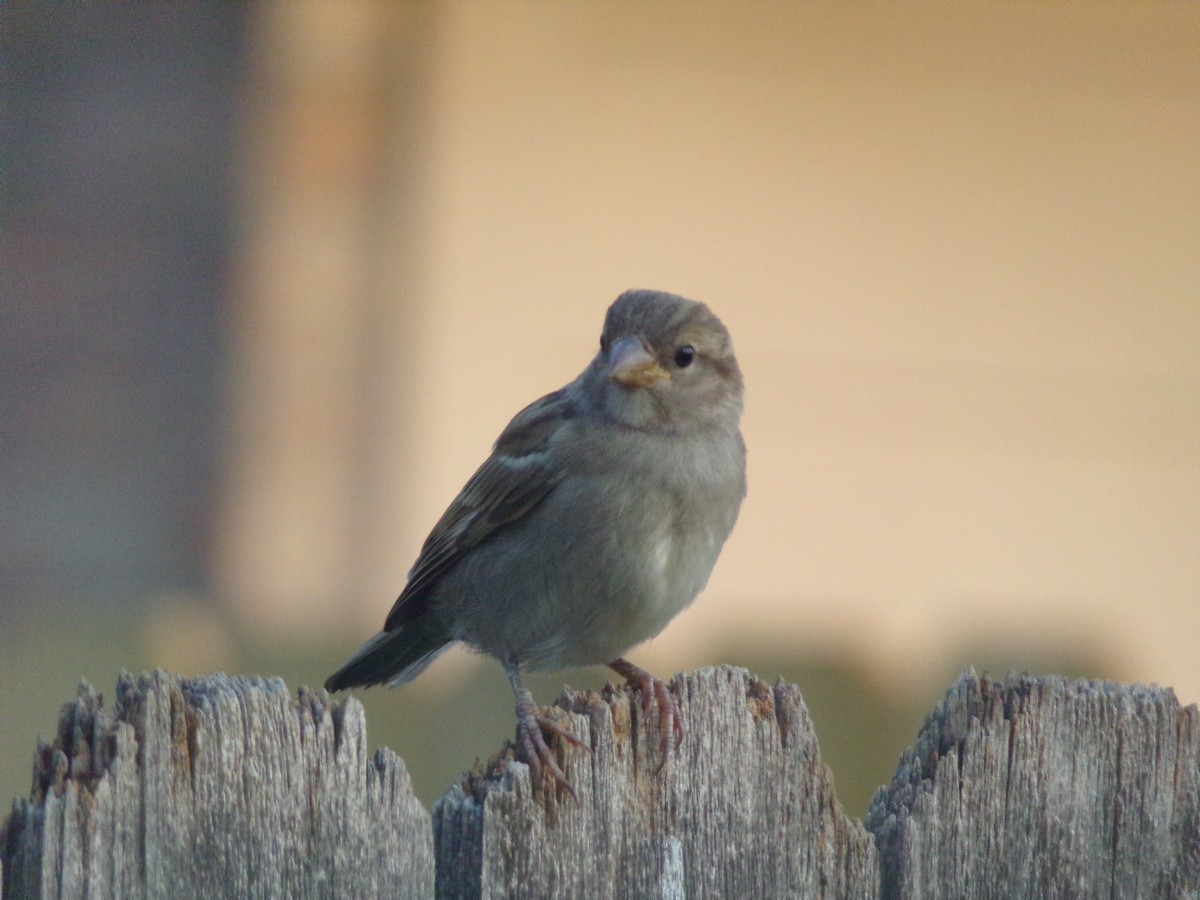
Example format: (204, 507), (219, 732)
(325, 289), (746, 794)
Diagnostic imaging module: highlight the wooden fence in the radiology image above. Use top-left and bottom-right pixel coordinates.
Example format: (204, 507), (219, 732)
(1, 666), (1197, 898)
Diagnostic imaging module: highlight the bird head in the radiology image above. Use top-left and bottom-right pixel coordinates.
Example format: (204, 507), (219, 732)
(587, 290), (743, 434)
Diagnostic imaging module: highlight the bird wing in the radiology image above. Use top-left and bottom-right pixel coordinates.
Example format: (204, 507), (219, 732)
(384, 387), (574, 631)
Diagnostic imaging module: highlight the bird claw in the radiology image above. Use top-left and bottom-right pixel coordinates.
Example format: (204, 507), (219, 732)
(608, 658), (683, 774)
(513, 691), (586, 798)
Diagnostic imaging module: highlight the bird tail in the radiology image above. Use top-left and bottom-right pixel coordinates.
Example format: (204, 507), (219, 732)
(324, 623), (450, 692)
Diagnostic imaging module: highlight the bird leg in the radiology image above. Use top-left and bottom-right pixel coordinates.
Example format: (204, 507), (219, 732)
(607, 657), (683, 773)
(505, 659), (587, 797)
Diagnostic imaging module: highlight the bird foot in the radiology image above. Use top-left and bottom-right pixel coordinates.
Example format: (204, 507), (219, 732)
(607, 658), (683, 773)
(513, 690), (588, 798)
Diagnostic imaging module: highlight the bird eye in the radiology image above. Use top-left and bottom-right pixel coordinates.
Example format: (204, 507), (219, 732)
(673, 345), (696, 368)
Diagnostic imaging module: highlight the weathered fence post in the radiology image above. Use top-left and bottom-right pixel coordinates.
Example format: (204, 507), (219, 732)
(3, 666), (1198, 899)
(867, 672), (1200, 899)
(0, 671), (434, 899)
(432, 667), (1199, 899)
(432, 666), (878, 897)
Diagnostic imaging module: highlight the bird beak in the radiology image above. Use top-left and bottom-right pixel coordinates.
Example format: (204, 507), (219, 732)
(609, 336), (670, 388)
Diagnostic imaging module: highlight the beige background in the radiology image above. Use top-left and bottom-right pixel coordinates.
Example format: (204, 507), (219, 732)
(212, 2), (1199, 707)
(1, 0), (1196, 821)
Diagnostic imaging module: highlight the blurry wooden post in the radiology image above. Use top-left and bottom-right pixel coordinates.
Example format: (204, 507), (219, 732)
(213, 2), (439, 640)
(3, 668), (1197, 899)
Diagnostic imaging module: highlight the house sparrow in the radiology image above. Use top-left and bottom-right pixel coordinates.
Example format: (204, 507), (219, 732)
(325, 289), (746, 794)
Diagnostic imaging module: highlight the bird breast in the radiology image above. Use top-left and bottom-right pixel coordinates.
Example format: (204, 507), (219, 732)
(449, 425), (744, 671)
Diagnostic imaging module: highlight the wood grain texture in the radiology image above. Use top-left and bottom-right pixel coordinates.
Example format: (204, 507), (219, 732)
(0, 671), (433, 900)
(3, 667), (1197, 899)
(867, 670), (1200, 900)
(432, 666), (879, 899)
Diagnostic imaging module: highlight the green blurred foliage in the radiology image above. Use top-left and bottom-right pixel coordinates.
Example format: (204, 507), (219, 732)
(1, 610), (1109, 823)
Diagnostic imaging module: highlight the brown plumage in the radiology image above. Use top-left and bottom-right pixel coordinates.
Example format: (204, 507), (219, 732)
(326, 289), (746, 794)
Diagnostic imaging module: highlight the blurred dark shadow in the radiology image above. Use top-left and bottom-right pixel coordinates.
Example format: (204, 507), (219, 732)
(0, 5), (245, 621)
(1, 1), (246, 813)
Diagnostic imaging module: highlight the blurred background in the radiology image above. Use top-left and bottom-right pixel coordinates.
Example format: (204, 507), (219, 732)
(2, 2), (1197, 820)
